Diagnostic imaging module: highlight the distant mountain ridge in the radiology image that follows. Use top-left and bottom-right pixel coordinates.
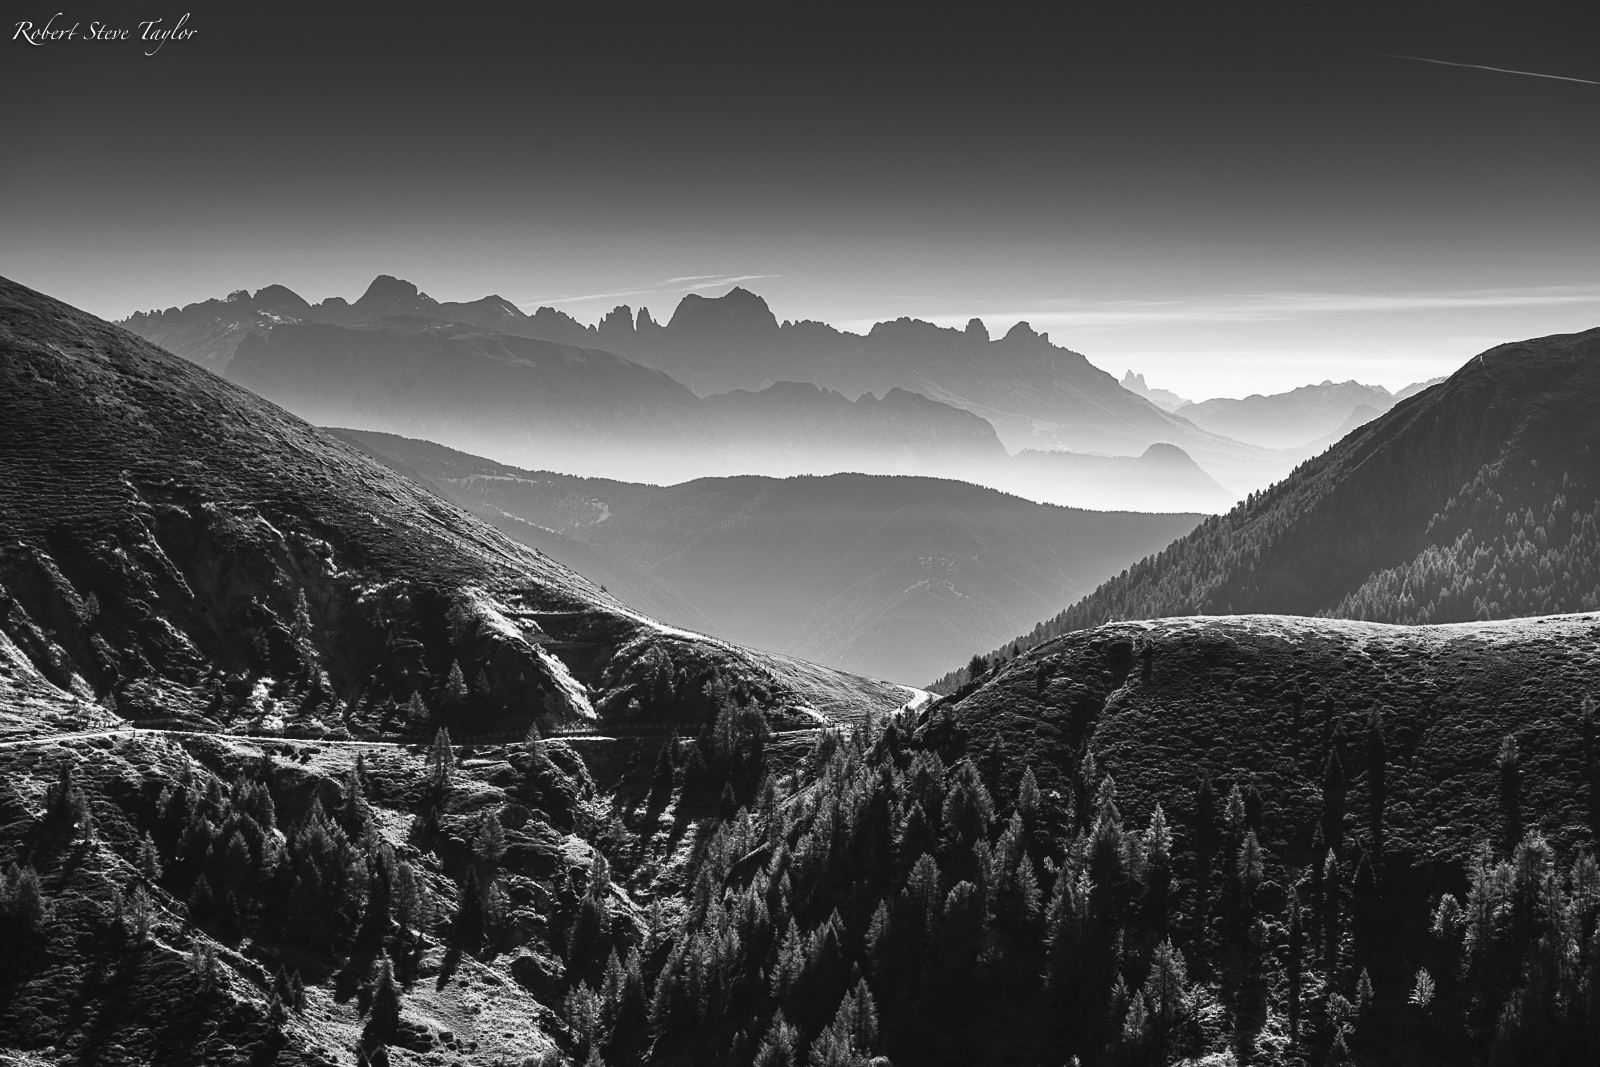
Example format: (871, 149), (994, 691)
(331, 428), (1206, 685)
(121, 276), (1291, 495)
(1120, 370), (1190, 411)
(1174, 379), (1397, 450)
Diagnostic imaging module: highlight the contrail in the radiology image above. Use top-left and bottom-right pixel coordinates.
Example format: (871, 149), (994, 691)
(1369, 51), (1600, 86)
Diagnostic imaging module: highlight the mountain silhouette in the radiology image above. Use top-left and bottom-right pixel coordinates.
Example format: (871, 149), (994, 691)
(121, 277), (1286, 493)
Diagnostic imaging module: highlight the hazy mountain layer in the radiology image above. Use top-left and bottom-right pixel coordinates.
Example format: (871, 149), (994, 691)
(185, 301), (1235, 510)
(1001, 443), (1238, 513)
(329, 430), (1206, 686)
(121, 277), (1292, 494)
(1120, 369), (1190, 412)
(704, 381), (1009, 473)
(1173, 380), (1397, 451)
(936, 327), (1600, 688)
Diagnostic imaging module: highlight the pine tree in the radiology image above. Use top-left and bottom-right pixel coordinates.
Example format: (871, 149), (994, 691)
(443, 660), (469, 711)
(406, 692), (431, 729)
(343, 755), (373, 838)
(122, 882), (154, 946)
(366, 953), (402, 1045)
(1143, 938), (1191, 1060)
(474, 811), (506, 866)
(138, 831), (164, 883)
(753, 1009), (799, 1067)
(564, 983), (603, 1059)
(189, 941), (220, 995)
(426, 727), (454, 801)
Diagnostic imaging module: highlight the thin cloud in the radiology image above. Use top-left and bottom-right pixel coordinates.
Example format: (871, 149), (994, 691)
(908, 287), (1600, 332)
(1369, 51), (1600, 87)
(516, 273), (779, 311)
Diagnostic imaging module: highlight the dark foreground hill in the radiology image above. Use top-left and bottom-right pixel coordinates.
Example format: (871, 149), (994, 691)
(0, 274), (911, 1064)
(940, 327), (1600, 689)
(329, 429), (1206, 685)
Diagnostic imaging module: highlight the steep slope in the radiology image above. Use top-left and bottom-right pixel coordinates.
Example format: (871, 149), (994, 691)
(949, 327), (1600, 679)
(0, 275), (909, 739)
(1175, 380), (1397, 451)
(327, 430), (1207, 685)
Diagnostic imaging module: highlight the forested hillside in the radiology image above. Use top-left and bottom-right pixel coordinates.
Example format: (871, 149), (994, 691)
(935, 328), (1600, 690)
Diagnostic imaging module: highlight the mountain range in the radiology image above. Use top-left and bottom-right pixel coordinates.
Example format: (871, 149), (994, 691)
(328, 429), (1205, 685)
(122, 276), (1295, 502)
(7, 275), (1600, 1067)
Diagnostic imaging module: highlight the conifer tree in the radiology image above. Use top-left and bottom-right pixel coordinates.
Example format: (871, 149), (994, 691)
(343, 755), (373, 838)
(406, 692), (431, 729)
(137, 831), (164, 883)
(753, 1010), (799, 1067)
(564, 983), (603, 1060)
(443, 661), (469, 711)
(474, 811), (506, 866)
(366, 953), (402, 1045)
(426, 727), (454, 801)
(123, 882), (154, 946)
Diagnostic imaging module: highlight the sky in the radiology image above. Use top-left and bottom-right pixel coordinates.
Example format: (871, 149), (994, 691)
(4, 1), (1598, 399)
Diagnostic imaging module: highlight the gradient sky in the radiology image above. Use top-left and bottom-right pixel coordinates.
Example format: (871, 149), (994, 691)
(5, 2), (1597, 399)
